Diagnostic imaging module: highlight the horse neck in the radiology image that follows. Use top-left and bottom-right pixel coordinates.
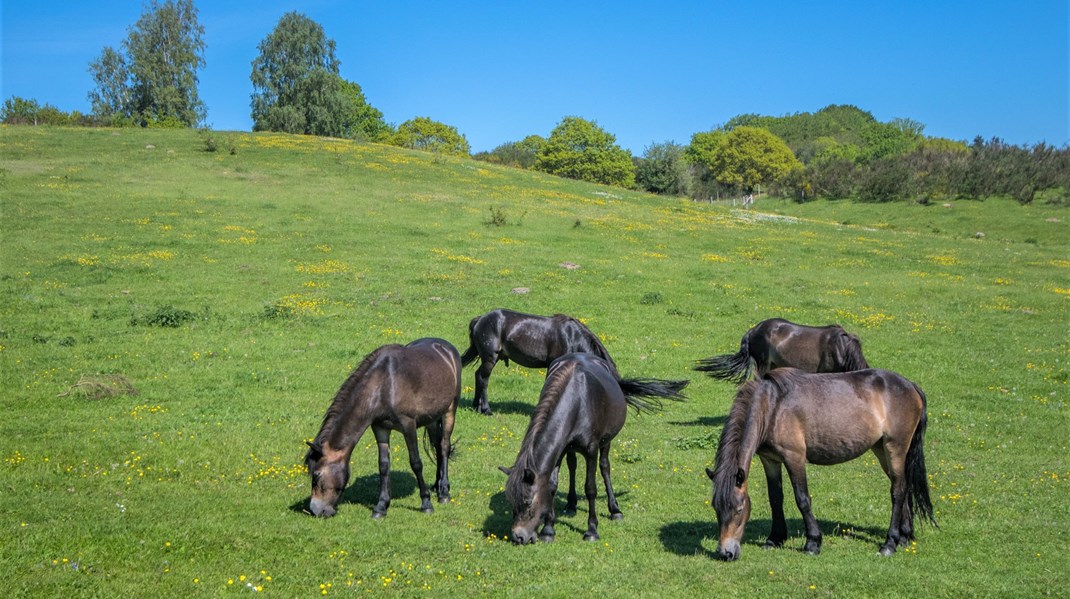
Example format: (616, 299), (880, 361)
(717, 383), (770, 473)
(315, 366), (376, 452)
(519, 372), (577, 474)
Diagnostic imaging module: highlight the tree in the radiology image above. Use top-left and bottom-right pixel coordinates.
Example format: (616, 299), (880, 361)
(250, 12), (386, 139)
(535, 117), (636, 188)
(473, 135), (546, 168)
(389, 117), (470, 156)
(1, 96), (41, 125)
(636, 141), (690, 196)
(87, 0), (206, 126)
(88, 47), (131, 120)
(706, 127), (801, 193)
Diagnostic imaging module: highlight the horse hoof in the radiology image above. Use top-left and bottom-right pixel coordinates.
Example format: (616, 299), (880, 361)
(421, 508), (434, 515)
(610, 512), (624, 521)
(803, 544), (821, 556)
(539, 534), (555, 543)
(762, 540), (783, 549)
(583, 533), (600, 542)
(561, 509), (576, 517)
(437, 496), (450, 504)
(371, 511), (387, 520)
(879, 545), (896, 557)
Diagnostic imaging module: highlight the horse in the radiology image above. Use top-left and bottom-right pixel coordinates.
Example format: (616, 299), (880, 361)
(304, 338), (460, 519)
(706, 368), (936, 560)
(461, 308), (617, 415)
(694, 318), (869, 384)
(499, 353), (688, 544)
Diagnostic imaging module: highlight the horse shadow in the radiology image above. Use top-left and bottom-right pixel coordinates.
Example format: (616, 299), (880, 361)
(288, 472), (419, 517)
(482, 486), (632, 541)
(462, 398), (533, 416)
(658, 517), (890, 558)
(669, 415), (727, 428)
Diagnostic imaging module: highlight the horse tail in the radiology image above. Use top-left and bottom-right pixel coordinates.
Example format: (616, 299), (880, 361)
(460, 316), (480, 367)
(694, 334), (753, 383)
(422, 429), (459, 463)
(906, 383), (937, 528)
(618, 377), (689, 415)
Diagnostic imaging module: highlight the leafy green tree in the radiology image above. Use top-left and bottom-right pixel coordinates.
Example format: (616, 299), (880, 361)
(1, 96), (41, 125)
(473, 135), (546, 168)
(88, 46), (131, 120)
(636, 141), (690, 196)
(707, 126), (801, 193)
(87, 0), (206, 126)
(535, 117), (636, 188)
(389, 117), (470, 156)
(250, 12), (386, 139)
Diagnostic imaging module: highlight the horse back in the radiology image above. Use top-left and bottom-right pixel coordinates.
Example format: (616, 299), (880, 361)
(383, 339), (461, 421)
(538, 354), (627, 456)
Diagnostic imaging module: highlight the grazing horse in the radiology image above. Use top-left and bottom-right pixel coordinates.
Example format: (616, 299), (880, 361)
(706, 368), (936, 560)
(500, 353), (688, 544)
(461, 309), (617, 415)
(695, 318), (869, 384)
(304, 338), (460, 519)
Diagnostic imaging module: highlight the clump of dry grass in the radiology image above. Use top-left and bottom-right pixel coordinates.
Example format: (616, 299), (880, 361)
(57, 374), (138, 400)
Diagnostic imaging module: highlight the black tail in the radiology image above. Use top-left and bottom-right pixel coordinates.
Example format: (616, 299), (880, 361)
(618, 377), (689, 415)
(694, 335), (752, 384)
(906, 384), (937, 528)
(422, 429), (458, 463)
(460, 316), (479, 367)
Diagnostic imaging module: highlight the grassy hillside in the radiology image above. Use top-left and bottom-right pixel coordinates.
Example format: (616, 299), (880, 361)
(1, 126), (1067, 597)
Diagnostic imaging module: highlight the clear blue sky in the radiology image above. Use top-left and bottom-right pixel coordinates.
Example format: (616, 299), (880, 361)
(2, 1), (1068, 154)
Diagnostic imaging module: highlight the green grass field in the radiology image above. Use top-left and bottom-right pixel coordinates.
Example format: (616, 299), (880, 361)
(2, 126), (1067, 597)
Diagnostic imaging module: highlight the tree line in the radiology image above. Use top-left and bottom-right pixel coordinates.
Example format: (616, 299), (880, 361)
(3, 1), (1066, 205)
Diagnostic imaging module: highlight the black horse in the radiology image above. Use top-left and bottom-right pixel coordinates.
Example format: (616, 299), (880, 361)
(695, 318), (869, 384)
(461, 309), (616, 414)
(304, 338), (460, 519)
(500, 353), (688, 544)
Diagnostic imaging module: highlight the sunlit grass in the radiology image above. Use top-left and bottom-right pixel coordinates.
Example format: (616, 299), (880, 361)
(1, 126), (1067, 597)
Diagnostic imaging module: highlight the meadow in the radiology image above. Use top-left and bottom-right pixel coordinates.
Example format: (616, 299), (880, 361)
(1, 126), (1067, 597)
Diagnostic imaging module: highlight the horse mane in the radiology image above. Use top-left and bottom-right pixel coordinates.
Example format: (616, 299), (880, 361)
(556, 315), (619, 377)
(712, 379), (769, 511)
(311, 347), (384, 448)
(506, 360), (576, 496)
(837, 332), (870, 371)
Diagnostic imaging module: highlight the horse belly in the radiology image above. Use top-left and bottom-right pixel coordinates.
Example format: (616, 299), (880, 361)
(804, 426), (880, 465)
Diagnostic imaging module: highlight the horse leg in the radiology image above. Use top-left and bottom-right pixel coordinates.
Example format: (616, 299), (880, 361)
(582, 453), (600, 541)
(371, 425), (392, 519)
(473, 355), (498, 415)
(599, 443), (623, 520)
(759, 456), (787, 548)
(539, 466), (560, 542)
(873, 442), (909, 556)
(562, 450), (578, 516)
(435, 405), (457, 503)
(427, 419), (449, 503)
(783, 457), (822, 554)
(400, 419), (433, 514)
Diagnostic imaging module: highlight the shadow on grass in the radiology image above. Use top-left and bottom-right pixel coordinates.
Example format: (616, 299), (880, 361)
(482, 484), (633, 542)
(461, 398), (534, 417)
(658, 517), (891, 559)
(289, 472), (420, 517)
(668, 415), (727, 428)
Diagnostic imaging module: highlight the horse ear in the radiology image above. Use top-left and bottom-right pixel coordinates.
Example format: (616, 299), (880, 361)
(523, 468), (536, 485)
(498, 466), (512, 476)
(706, 467), (716, 481)
(735, 468), (747, 487)
(305, 440), (323, 458)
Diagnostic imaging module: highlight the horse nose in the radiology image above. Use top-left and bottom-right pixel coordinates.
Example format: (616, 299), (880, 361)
(511, 529), (536, 545)
(309, 498), (336, 518)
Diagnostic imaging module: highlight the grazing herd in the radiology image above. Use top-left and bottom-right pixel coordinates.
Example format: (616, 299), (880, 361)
(304, 311), (936, 560)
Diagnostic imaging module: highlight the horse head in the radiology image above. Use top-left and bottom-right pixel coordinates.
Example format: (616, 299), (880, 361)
(305, 440), (350, 518)
(499, 465), (555, 544)
(708, 465), (751, 561)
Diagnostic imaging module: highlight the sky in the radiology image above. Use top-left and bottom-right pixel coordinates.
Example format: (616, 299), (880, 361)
(2, 1), (1068, 154)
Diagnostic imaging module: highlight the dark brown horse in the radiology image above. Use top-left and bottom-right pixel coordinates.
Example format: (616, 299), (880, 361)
(461, 308), (617, 415)
(695, 318), (869, 383)
(304, 338), (460, 519)
(500, 353), (688, 544)
(706, 368), (936, 560)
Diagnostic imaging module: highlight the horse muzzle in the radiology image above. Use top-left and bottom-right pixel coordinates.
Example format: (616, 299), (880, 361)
(718, 539), (741, 562)
(510, 528), (538, 545)
(308, 498), (337, 518)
